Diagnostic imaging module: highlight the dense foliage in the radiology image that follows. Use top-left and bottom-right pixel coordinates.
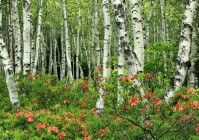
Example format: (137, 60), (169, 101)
(0, 71), (199, 139)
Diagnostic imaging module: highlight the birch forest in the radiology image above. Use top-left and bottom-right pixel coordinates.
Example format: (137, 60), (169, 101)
(0, 0), (199, 139)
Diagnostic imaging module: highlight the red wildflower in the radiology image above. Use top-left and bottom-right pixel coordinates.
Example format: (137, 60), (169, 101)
(144, 92), (154, 99)
(98, 129), (106, 137)
(96, 66), (103, 71)
(15, 109), (23, 118)
(91, 108), (96, 111)
(82, 129), (88, 136)
(183, 95), (190, 99)
(81, 104), (87, 108)
(128, 96), (140, 106)
(57, 132), (66, 139)
(124, 106), (129, 110)
(63, 100), (70, 104)
(144, 121), (151, 127)
(83, 84), (89, 89)
(94, 75), (101, 80)
(192, 101), (199, 108)
(79, 113), (87, 119)
(55, 104), (60, 108)
(187, 88), (195, 94)
(131, 74), (137, 80)
(153, 97), (162, 106)
(25, 113), (34, 122)
(175, 102), (184, 111)
(36, 123), (48, 130)
(48, 126), (58, 133)
(84, 135), (92, 140)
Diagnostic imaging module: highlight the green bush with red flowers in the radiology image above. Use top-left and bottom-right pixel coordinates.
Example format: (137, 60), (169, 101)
(0, 71), (199, 139)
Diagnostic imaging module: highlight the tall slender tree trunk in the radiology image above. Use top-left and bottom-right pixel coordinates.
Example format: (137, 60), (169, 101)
(33, 0), (42, 74)
(0, 0), (19, 107)
(129, 0), (145, 75)
(12, 0), (22, 74)
(165, 0), (198, 101)
(93, 0), (101, 68)
(61, 0), (73, 83)
(60, 16), (66, 79)
(22, 0), (31, 74)
(187, 16), (198, 88)
(96, 0), (112, 113)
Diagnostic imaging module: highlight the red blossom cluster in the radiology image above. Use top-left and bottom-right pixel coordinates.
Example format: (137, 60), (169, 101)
(98, 129), (106, 137)
(79, 113), (87, 119)
(36, 123), (48, 130)
(57, 132), (66, 139)
(128, 96), (140, 106)
(24, 113), (34, 122)
(81, 103), (87, 108)
(96, 66), (103, 71)
(119, 74), (137, 82)
(175, 102), (184, 111)
(63, 99), (70, 104)
(15, 109), (23, 118)
(48, 126), (59, 133)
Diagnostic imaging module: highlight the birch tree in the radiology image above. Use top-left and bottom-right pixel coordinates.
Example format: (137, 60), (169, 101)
(129, 0), (145, 75)
(22, 0), (31, 74)
(0, 0), (19, 107)
(60, 0), (73, 83)
(76, 0), (81, 79)
(165, 0), (198, 101)
(33, 0), (43, 74)
(12, 0), (22, 74)
(96, 0), (112, 113)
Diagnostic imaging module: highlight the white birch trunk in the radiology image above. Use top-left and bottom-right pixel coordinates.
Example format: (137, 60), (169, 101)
(48, 39), (53, 75)
(22, 0), (31, 74)
(60, 17), (66, 79)
(129, 0), (145, 74)
(165, 0), (198, 101)
(160, 0), (166, 42)
(12, 0), (22, 74)
(33, 0), (42, 74)
(76, 0), (81, 79)
(0, 3), (19, 106)
(96, 0), (112, 113)
(94, 0), (101, 68)
(61, 0), (73, 83)
(41, 31), (46, 72)
(187, 16), (198, 88)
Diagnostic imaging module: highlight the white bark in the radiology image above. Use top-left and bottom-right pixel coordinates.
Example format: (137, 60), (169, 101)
(48, 39), (53, 74)
(94, 0), (101, 68)
(165, 0), (198, 101)
(76, 0), (81, 79)
(129, 0), (145, 74)
(96, 0), (112, 113)
(41, 31), (46, 71)
(145, 1), (155, 46)
(22, 0), (31, 74)
(60, 17), (66, 79)
(33, 0), (42, 74)
(187, 16), (198, 88)
(12, 0), (22, 74)
(0, 39), (19, 106)
(61, 0), (73, 83)
(160, 0), (166, 42)
(0, 3), (19, 106)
